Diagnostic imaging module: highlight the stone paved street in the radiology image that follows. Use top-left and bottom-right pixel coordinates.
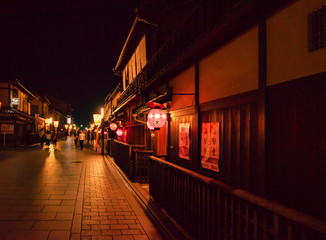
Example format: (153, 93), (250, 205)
(0, 138), (163, 240)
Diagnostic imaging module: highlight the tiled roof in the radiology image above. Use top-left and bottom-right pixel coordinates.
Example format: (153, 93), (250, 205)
(0, 107), (15, 114)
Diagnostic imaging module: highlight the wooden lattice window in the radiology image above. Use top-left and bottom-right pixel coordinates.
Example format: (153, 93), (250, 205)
(309, 6), (326, 52)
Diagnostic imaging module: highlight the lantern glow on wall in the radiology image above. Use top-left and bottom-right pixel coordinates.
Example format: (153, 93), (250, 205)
(147, 108), (167, 130)
(110, 123), (118, 131)
(116, 128), (123, 137)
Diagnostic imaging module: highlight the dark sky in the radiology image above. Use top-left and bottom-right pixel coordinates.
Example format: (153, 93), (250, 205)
(0, 0), (139, 125)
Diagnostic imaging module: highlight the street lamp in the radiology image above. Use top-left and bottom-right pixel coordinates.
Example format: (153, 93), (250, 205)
(93, 114), (102, 153)
(53, 121), (59, 132)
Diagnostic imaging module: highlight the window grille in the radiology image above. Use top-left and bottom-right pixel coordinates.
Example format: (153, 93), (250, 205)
(309, 5), (326, 52)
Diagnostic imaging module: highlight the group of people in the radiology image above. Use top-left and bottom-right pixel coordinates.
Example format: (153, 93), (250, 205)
(38, 128), (57, 149)
(74, 130), (85, 150)
(39, 128), (92, 151)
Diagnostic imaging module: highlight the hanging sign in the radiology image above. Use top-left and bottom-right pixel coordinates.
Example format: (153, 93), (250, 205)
(179, 123), (190, 160)
(201, 122), (220, 172)
(10, 98), (20, 105)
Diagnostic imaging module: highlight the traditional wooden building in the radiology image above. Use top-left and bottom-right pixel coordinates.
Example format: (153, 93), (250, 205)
(0, 79), (36, 147)
(111, 0), (326, 239)
(30, 94), (51, 133)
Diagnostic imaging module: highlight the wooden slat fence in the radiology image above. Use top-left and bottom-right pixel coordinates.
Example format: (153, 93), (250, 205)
(150, 156), (326, 240)
(113, 140), (146, 180)
(134, 149), (153, 183)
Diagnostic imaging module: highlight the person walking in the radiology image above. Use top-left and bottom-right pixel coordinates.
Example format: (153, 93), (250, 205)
(45, 131), (51, 148)
(74, 132), (79, 149)
(51, 131), (57, 149)
(38, 128), (45, 147)
(79, 130), (85, 150)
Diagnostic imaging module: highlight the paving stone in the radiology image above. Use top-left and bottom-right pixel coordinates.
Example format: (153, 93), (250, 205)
(0, 221), (35, 230)
(48, 230), (70, 240)
(11, 205), (44, 212)
(56, 212), (74, 220)
(121, 229), (142, 235)
(112, 235), (134, 240)
(21, 212), (57, 220)
(3, 230), (49, 240)
(72, 214), (82, 233)
(101, 230), (122, 236)
(43, 206), (75, 212)
(32, 200), (62, 206)
(32, 220), (72, 230)
(132, 235), (149, 240)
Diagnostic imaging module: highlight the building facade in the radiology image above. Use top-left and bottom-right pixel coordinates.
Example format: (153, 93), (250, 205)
(108, 0), (326, 238)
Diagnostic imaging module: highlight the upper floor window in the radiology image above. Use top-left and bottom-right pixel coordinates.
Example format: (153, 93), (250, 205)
(309, 6), (326, 52)
(125, 67), (129, 88)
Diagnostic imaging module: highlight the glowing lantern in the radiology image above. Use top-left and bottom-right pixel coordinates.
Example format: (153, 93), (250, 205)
(147, 121), (154, 131)
(148, 108), (167, 130)
(110, 123), (118, 131)
(53, 121), (59, 128)
(116, 128), (123, 137)
(104, 131), (108, 135)
(93, 114), (102, 126)
(64, 124), (68, 129)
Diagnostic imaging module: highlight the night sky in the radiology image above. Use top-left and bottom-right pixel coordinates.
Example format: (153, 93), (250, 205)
(0, 0), (139, 125)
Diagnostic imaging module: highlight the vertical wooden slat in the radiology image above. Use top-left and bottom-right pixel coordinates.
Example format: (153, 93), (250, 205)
(237, 201), (242, 240)
(225, 195), (229, 240)
(253, 209), (258, 240)
(263, 213), (268, 240)
(287, 224), (293, 240)
(230, 198), (235, 240)
(245, 205), (249, 240)
(273, 215), (279, 240)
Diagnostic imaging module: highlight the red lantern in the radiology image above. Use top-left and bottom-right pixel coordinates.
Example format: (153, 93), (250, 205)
(110, 123), (117, 131)
(148, 108), (167, 130)
(116, 128), (123, 136)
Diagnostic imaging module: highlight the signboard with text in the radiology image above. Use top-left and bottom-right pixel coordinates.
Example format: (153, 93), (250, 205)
(10, 98), (20, 106)
(1, 124), (14, 134)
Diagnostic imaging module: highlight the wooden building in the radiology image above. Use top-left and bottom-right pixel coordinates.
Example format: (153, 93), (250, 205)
(110, 0), (326, 239)
(0, 79), (36, 147)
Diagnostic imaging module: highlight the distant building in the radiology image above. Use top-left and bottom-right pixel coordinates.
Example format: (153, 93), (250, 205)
(0, 79), (74, 147)
(0, 78), (36, 147)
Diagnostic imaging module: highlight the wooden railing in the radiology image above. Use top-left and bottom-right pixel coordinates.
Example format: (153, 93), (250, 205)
(106, 138), (115, 157)
(134, 149), (153, 183)
(117, 0), (250, 105)
(149, 156), (326, 240)
(113, 140), (146, 180)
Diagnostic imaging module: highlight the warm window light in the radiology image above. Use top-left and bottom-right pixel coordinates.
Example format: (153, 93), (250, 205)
(49, 118), (53, 124)
(101, 108), (104, 118)
(110, 123), (118, 131)
(148, 108), (167, 130)
(53, 121), (59, 128)
(116, 128), (123, 136)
